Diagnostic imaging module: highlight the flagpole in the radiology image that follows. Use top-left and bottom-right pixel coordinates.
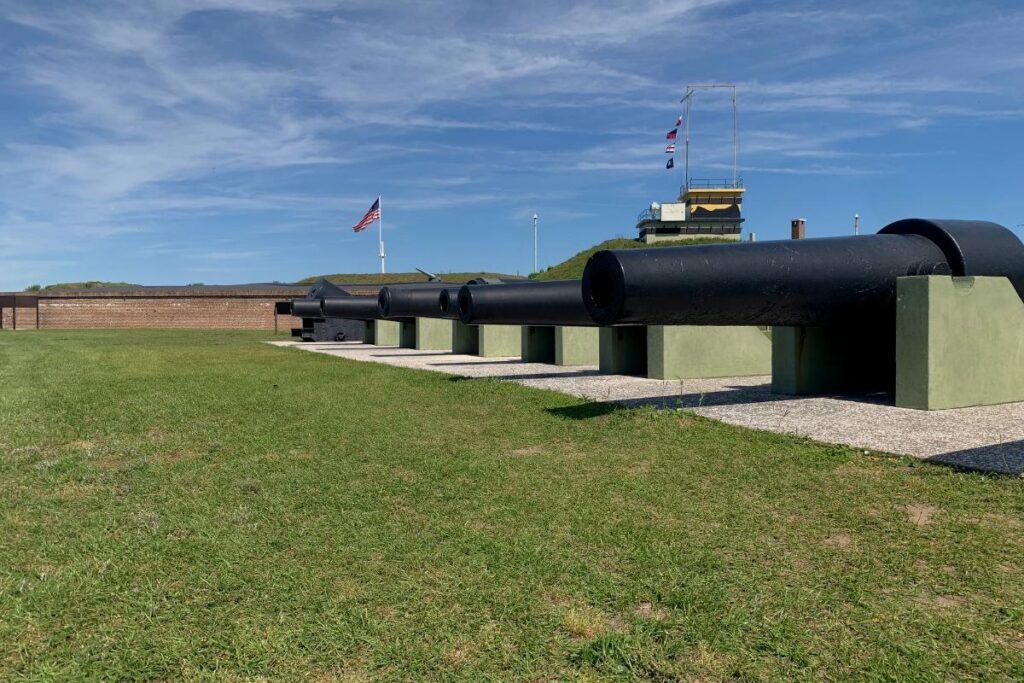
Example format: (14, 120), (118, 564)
(378, 195), (385, 274)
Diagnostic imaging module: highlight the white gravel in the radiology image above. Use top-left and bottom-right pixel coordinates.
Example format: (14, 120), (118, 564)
(269, 341), (1024, 475)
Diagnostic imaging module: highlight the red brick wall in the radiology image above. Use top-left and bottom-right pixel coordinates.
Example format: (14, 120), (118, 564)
(33, 297), (298, 330)
(0, 307), (37, 329)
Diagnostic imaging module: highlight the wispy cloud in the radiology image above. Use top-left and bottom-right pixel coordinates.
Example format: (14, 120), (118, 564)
(1, 0), (1022, 288)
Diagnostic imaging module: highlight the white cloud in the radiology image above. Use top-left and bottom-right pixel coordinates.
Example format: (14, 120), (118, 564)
(1, 0), (1023, 287)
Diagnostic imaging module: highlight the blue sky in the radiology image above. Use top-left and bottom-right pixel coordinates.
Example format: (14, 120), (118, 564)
(1, 0), (1023, 289)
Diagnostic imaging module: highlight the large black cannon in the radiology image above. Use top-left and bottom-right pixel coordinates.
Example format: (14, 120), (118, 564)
(377, 282), (452, 319)
(379, 278), (507, 320)
(322, 295), (382, 320)
(582, 219), (1024, 327)
(457, 280), (593, 326)
(290, 299), (324, 318)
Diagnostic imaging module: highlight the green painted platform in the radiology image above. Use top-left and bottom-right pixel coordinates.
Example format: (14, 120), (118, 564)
(522, 326), (599, 366)
(521, 326), (554, 363)
(400, 317), (453, 351)
(600, 326), (771, 379)
(453, 322), (521, 357)
(599, 327), (647, 376)
(364, 319), (400, 346)
(771, 325), (892, 395)
(896, 276), (1024, 410)
(555, 327), (600, 366)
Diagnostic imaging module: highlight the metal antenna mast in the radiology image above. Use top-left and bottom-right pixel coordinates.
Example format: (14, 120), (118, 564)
(679, 84), (738, 189)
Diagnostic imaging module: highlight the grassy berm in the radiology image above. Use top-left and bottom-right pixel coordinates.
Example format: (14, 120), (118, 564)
(0, 330), (1022, 680)
(531, 237), (735, 281)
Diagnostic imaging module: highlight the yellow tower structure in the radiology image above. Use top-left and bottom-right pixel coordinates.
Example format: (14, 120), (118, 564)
(636, 180), (744, 243)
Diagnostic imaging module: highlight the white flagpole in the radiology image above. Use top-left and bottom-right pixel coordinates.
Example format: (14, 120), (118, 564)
(378, 195), (386, 274)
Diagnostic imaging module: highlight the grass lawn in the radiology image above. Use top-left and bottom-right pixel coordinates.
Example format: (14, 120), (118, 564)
(1, 330), (1022, 680)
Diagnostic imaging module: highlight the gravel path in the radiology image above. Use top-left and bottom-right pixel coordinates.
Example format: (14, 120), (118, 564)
(269, 341), (1024, 475)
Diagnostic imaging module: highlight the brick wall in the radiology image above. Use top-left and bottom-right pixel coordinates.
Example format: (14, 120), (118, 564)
(0, 307), (37, 329)
(32, 297), (300, 330)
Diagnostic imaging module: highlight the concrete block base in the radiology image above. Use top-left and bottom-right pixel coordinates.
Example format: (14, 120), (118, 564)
(895, 276), (1024, 410)
(600, 325), (769, 379)
(599, 327), (647, 376)
(454, 322), (521, 357)
(555, 327), (600, 366)
(647, 325), (771, 380)
(479, 324), (521, 357)
(522, 326), (599, 365)
(452, 321), (479, 354)
(522, 326), (555, 363)
(400, 317), (453, 351)
(772, 325), (893, 395)
(365, 319), (401, 346)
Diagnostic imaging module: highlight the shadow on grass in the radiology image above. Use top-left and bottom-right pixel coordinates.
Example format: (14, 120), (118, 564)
(546, 402), (623, 420)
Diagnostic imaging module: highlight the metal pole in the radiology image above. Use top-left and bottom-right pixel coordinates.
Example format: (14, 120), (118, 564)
(732, 85), (738, 186)
(684, 87), (692, 191)
(533, 213), (539, 273)
(378, 195), (385, 274)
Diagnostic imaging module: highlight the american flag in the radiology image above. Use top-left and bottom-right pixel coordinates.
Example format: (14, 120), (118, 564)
(352, 198), (380, 232)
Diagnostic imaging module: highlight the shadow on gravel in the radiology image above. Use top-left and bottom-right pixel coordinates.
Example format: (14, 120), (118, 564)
(429, 359), (523, 366)
(370, 352), (453, 358)
(927, 439), (1024, 475)
(547, 386), (894, 417)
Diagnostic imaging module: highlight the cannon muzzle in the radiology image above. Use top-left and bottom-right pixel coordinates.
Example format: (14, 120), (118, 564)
(438, 287), (463, 319)
(457, 280), (593, 326)
(582, 218), (1024, 327)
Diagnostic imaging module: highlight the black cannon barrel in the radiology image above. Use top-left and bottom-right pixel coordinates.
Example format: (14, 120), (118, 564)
(438, 287), (463, 320)
(322, 296), (380, 320)
(378, 282), (452, 319)
(582, 218), (1024, 327)
(457, 280), (593, 326)
(290, 299), (323, 318)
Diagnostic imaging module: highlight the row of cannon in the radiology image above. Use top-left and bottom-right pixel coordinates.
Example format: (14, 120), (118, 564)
(291, 218), (1024, 329)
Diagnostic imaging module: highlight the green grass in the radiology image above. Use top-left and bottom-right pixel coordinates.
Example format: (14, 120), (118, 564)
(298, 272), (520, 285)
(24, 281), (141, 292)
(1, 330), (1022, 680)
(531, 237), (737, 281)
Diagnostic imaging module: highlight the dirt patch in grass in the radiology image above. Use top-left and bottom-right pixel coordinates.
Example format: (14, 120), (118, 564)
(562, 607), (609, 640)
(634, 601), (670, 621)
(510, 445), (544, 456)
(823, 533), (853, 550)
(628, 460), (651, 475)
(150, 450), (198, 464)
(53, 482), (100, 500)
(391, 467), (418, 483)
(983, 512), (1023, 530)
(906, 504), (938, 527)
(917, 593), (967, 611)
